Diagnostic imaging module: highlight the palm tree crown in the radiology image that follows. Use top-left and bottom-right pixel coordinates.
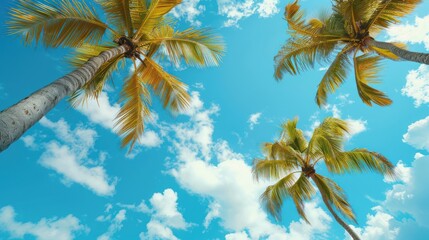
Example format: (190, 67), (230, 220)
(8, 0), (224, 150)
(253, 118), (395, 239)
(275, 0), (422, 107)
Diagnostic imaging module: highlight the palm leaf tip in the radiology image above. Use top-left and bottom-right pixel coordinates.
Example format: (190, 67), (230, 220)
(8, 0), (108, 47)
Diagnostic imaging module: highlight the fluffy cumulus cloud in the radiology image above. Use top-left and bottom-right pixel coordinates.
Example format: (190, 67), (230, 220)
(139, 189), (190, 240)
(386, 15), (429, 50)
(218, 0), (280, 27)
(248, 112), (262, 130)
(38, 117), (116, 196)
(168, 91), (332, 239)
(171, 0), (205, 26)
(402, 116), (429, 151)
(75, 91), (162, 152)
(0, 206), (86, 240)
(402, 65), (429, 107)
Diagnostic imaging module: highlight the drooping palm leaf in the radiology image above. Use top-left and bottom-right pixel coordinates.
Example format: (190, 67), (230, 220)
(333, 149), (395, 176)
(353, 53), (392, 106)
(133, 0), (181, 40)
(253, 158), (301, 181)
(114, 62), (152, 150)
(8, 0), (108, 47)
(148, 25), (224, 67)
(96, 0), (134, 36)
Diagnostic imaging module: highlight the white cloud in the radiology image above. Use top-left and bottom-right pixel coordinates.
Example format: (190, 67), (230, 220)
(386, 15), (429, 50)
(140, 189), (190, 240)
(39, 117), (116, 196)
(248, 112), (262, 130)
(0, 206), (86, 240)
(256, 0), (279, 18)
(401, 64), (429, 107)
(384, 160), (412, 184)
(97, 210), (126, 240)
(22, 135), (37, 149)
(171, 0), (205, 26)
(218, 0), (280, 27)
(402, 116), (429, 151)
(167, 92), (332, 239)
(346, 206), (399, 240)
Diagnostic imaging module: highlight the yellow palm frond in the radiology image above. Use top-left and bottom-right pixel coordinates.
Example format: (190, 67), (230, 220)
(365, 0), (421, 32)
(354, 53), (392, 106)
(139, 57), (190, 112)
(262, 142), (305, 164)
(261, 172), (315, 222)
(96, 0), (134, 36)
(285, 1), (325, 38)
(274, 37), (338, 79)
(280, 118), (308, 152)
(333, 149), (396, 177)
(253, 158), (301, 181)
(133, 0), (181, 40)
(313, 173), (356, 222)
(333, 0), (378, 36)
(8, 0), (108, 47)
(316, 44), (353, 106)
(68, 43), (125, 106)
(307, 117), (348, 163)
(115, 62), (152, 150)
(148, 25), (224, 67)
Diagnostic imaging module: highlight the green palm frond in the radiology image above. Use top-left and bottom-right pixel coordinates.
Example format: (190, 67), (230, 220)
(253, 158), (301, 181)
(115, 61), (152, 150)
(316, 44), (353, 106)
(354, 53), (392, 106)
(148, 25), (224, 67)
(138, 57), (190, 112)
(133, 0), (181, 40)
(333, 149), (396, 177)
(274, 37), (337, 79)
(68, 43), (125, 106)
(280, 118), (308, 152)
(365, 0), (421, 32)
(313, 174), (355, 222)
(261, 172), (315, 222)
(8, 0), (108, 47)
(96, 0), (134, 36)
(285, 1), (324, 38)
(307, 117), (348, 163)
(333, 0), (378, 36)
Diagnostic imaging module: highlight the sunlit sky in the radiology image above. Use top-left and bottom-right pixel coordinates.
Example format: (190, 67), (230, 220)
(1, 0), (429, 239)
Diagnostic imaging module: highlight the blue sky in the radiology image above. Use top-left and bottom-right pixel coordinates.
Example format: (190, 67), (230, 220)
(1, 0), (429, 239)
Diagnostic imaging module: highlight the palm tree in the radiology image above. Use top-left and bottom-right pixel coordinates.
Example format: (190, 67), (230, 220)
(275, 0), (427, 107)
(0, 0), (224, 152)
(253, 118), (395, 240)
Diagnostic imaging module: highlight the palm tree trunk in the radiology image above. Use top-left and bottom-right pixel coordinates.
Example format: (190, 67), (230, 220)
(310, 175), (361, 240)
(367, 38), (429, 64)
(0, 45), (129, 152)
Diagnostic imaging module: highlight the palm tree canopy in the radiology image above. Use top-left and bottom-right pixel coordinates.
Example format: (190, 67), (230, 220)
(275, 0), (421, 107)
(253, 117), (395, 222)
(8, 0), (224, 150)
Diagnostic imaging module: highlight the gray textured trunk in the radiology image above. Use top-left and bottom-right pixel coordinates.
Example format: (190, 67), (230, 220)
(0, 45), (128, 152)
(367, 39), (429, 64)
(311, 175), (361, 240)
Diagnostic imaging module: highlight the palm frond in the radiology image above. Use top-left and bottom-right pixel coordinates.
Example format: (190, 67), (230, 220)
(354, 53), (392, 106)
(333, 0), (378, 36)
(68, 43), (125, 106)
(253, 158), (301, 181)
(96, 0), (134, 36)
(365, 0), (421, 32)
(138, 57), (190, 112)
(262, 142), (305, 164)
(313, 173), (356, 222)
(332, 149), (396, 177)
(316, 44), (353, 106)
(8, 0), (108, 47)
(274, 37), (338, 79)
(148, 25), (224, 67)
(280, 118), (308, 152)
(285, 1), (325, 37)
(115, 61), (152, 150)
(133, 0), (181, 40)
(307, 117), (348, 164)
(261, 172), (315, 222)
